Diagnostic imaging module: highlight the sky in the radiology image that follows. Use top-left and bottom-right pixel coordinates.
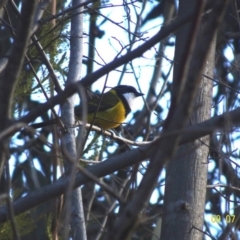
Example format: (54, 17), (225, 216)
(11, 1), (239, 238)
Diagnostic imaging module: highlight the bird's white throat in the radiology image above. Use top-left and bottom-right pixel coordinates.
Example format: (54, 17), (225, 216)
(122, 92), (137, 110)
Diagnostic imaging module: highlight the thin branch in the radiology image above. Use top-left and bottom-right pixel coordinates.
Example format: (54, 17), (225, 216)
(108, 1), (229, 239)
(0, 0), (37, 118)
(0, 104), (239, 224)
(15, 7), (196, 129)
(39, 0), (96, 24)
(32, 0), (51, 34)
(0, 0), (38, 179)
(63, 147), (125, 203)
(9, 1), (63, 94)
(207, 183), (240, 193)
(6, 162), (20, 240)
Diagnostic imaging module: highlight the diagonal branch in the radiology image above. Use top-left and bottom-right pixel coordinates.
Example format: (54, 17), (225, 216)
(15, 7), (197, 129)
(0, 104), (239, 224)
(108, 1), (230, 239)
(0, 0), (38, 180)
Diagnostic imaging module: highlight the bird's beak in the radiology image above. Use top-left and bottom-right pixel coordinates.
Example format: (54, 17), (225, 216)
(137, 92), (144, 97)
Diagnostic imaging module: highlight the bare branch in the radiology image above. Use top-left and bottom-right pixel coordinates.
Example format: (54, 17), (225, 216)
(0, 104), (239, 224)
(15, 7), (196, 130)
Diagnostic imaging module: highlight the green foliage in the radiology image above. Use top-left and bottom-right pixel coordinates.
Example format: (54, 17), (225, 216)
(46, 214), (54, 240)
(3, 0), (240, 239)
(12, 12), (69, 118)
(0, 212), (35, 239)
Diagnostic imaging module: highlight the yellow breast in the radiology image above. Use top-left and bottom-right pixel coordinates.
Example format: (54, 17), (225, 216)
(87, 100), (126, 129)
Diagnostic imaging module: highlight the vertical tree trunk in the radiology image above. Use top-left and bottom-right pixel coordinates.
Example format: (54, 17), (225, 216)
(61, 0), (87, 239)
(160, 2), (216, 239)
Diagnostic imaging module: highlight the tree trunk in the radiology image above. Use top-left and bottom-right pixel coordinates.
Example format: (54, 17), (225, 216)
(61, 0), (87, 239)
(160, 1), (216, 239)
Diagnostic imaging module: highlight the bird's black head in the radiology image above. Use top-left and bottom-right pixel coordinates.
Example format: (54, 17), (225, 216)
(112, 85), (143, 97)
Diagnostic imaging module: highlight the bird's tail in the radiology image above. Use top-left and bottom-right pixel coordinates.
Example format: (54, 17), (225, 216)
(30, 119), (58, 129)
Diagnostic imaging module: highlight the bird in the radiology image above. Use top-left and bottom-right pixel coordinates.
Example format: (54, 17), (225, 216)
(31, 85), (144, 130)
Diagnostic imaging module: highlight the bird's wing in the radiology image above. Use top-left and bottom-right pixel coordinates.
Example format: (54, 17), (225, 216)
(74, 90), (119, 117)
